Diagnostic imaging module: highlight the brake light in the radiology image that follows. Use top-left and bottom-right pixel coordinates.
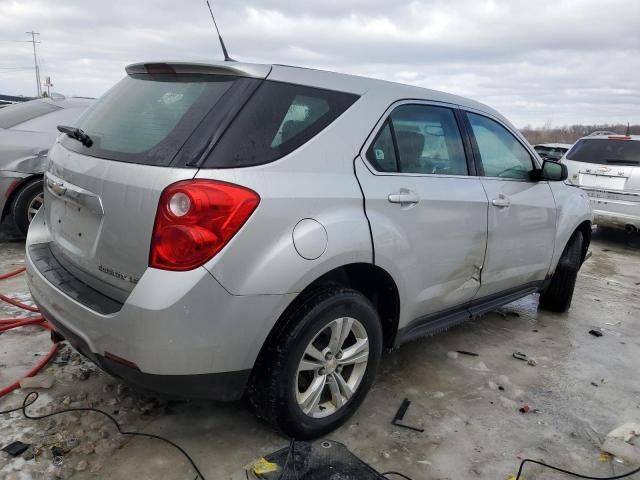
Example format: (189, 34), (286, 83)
(608, 136), (632, 140)
(150, 180), (260, 271)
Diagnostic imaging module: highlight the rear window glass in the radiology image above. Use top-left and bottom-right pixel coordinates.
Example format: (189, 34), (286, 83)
(0, 101), (60, 129)
(61, 74), (239, 166)
(204, 81), (358, 168)
(566, 138), (640, 166)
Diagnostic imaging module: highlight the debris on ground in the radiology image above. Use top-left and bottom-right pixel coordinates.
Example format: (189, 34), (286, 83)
(512, 351), (537, 366)
(391, 398), (424, 432)
(601, 423), (640, 465)
(589, 329), (604, 337)
(447, 351), (459, 360)
(2, 441), (30, 457)
(591, 382), (599, 387)
(496, 309), (521, 319)
(456, 350), (479, 357)
(520, 404), (530, 414)
(19, 373), (55, 389)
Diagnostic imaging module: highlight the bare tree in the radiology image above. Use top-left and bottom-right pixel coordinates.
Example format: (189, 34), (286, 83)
(520, 124), (640, 145)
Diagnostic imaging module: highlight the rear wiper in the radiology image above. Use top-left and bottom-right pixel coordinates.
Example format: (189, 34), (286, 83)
(57, 125), (93, 147)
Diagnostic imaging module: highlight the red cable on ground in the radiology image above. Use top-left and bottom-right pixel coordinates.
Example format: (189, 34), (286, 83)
(0, 266), (25, 281)
(0, 266), (58, 399)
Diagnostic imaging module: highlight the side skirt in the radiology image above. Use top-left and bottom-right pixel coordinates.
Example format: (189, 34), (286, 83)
(396, 281), (544, 345)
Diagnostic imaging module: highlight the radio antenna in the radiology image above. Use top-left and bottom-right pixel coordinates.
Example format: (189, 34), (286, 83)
(206, 0), (235, 62)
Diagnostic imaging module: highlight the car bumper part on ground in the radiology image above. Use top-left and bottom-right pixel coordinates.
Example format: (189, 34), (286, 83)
(25, 210), (295, 400)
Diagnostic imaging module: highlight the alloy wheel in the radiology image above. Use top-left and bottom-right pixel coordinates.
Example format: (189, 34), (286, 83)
(295, 317), (369, 418)
(26, 192), (44, 223)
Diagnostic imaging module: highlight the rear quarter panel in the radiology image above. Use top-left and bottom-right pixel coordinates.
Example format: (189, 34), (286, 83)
(195, 91), (396, 295)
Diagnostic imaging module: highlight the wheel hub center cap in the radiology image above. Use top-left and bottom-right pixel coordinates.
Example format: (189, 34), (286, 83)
(325, 359), (338, 374)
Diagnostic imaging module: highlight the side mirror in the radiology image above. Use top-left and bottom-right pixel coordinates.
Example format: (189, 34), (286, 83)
(540, 159), (568, 181)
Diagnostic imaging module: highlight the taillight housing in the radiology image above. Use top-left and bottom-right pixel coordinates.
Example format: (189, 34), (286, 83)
(149, 179), (260, 271)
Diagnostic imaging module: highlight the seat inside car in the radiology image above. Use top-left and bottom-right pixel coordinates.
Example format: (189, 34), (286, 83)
(396, 130), (425, 173)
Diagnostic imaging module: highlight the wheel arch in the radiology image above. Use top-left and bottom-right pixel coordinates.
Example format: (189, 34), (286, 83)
(575, 219), (592, 264)
(253, 263), (400, 374)
(1, 173), (43, 221)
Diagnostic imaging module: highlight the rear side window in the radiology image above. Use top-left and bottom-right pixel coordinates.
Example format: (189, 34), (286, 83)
(204, 81), (358, 168)
(366, 104), (468, 175)
(0, 101), (60, 129)
(566, 138), (640, 166)
(61, 74), (240, 166)
(467, 112), (533, 180)
(367, 121), (397, 172)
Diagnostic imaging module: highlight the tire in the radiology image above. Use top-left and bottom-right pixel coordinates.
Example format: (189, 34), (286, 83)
(539, 231), (583, 313)
(11, 178), (44, 237)
(248, 287), (383, 439)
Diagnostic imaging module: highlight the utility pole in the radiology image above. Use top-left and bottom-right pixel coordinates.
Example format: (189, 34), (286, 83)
(25, 31), (41, 97)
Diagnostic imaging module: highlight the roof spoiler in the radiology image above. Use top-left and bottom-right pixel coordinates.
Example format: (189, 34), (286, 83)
(125, 62), (271, 79)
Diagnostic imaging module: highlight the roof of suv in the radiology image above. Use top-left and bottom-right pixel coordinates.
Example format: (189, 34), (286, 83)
(126, 60), (511, 127)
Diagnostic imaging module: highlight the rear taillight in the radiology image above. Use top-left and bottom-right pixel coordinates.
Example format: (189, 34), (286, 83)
(149, 180), (260, 271)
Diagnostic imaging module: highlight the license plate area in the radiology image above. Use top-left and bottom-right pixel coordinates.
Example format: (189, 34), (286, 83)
(579, 173), (627, 190)
(47, 192), (102, 258)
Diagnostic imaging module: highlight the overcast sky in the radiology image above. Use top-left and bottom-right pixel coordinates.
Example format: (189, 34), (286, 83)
(1, 0), (639, 127)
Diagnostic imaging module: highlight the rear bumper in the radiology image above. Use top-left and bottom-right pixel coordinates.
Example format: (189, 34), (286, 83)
(25, 209), (295, 400)
(586, 194), (640, 230)
(46, 310), (250, 400)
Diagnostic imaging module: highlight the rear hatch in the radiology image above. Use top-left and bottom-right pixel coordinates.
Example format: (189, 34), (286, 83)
(42, 62), (270, 302)
(564, 136), (640, 193)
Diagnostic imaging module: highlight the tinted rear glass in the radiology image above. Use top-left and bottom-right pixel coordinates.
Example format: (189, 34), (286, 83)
(61, 74), (239, 166)
(0, 101), (60, 129)
(203, 81), (359, 168)
(566, 138), (640, 166)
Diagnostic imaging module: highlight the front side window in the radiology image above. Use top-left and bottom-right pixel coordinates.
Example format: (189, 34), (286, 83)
(467, 112), (533, 180)
(366, 104), (468, 175)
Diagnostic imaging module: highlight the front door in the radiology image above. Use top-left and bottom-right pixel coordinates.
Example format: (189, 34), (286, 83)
(464, 111), (556, 298)
(355, 103), (489, 325)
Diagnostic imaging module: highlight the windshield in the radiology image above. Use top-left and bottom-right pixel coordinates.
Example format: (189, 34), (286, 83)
(61, 74), (239, 166)
(0, 100), (60, 129)
(566, 138), (640, 165)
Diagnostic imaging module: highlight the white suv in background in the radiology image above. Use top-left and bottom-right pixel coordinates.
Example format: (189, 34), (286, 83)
(563, 133), (640, 233)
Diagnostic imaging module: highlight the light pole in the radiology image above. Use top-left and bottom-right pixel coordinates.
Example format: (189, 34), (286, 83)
(25, 31), (41, 97)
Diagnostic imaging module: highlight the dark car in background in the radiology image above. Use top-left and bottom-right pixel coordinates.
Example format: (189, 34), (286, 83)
(534, 143), (573, 162)
(0, 95), (92, 235)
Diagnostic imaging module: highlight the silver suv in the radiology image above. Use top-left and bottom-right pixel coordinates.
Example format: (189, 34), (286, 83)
(25, 61), (592, 439)
(563, 133), (640, 233)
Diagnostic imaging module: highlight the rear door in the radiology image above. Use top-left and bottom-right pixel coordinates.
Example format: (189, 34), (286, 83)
(464, 111), (556, 298)
(355, 102), (488, 322)
(42, 65), (268, 301)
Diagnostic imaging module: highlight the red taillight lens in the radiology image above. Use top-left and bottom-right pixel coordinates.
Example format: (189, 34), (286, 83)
(149, 180), (260, 271)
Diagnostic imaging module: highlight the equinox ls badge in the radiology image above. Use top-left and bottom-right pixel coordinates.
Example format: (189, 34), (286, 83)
(98, 264), (139, 284)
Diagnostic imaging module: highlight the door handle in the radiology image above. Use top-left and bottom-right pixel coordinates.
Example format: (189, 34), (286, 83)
(491, 195), (510, 208)
(388, 190), (420, 205)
